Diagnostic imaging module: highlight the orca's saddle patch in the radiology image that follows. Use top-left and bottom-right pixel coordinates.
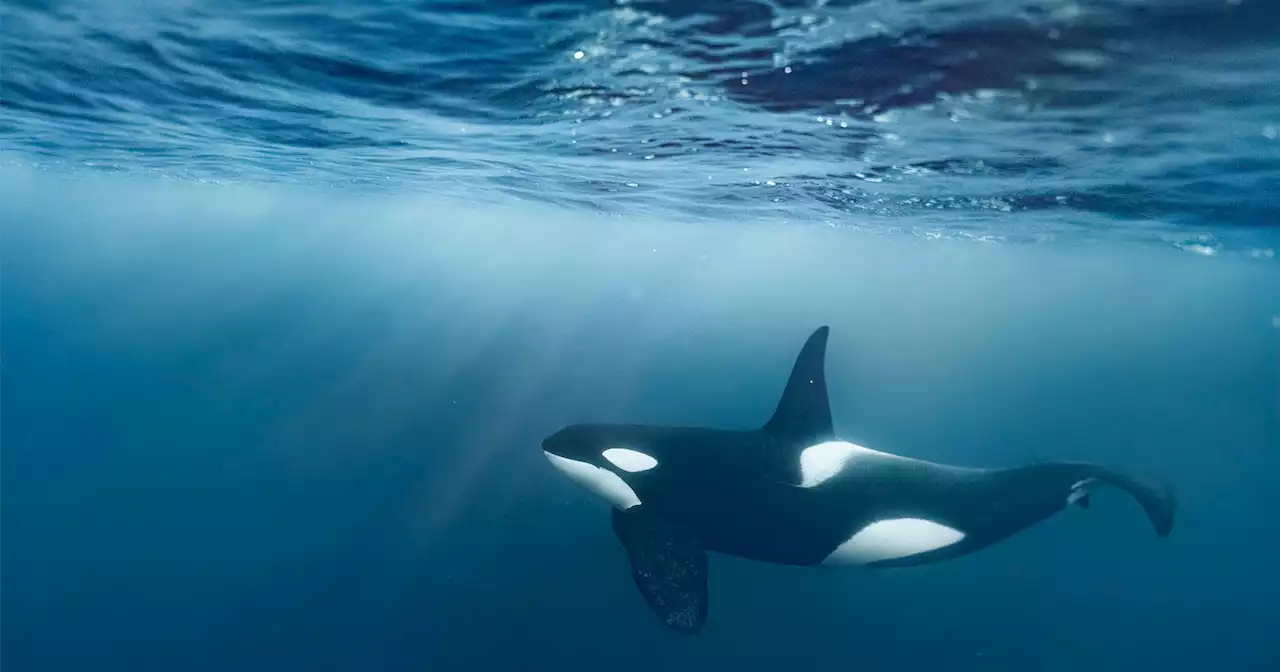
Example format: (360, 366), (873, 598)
(610, 505), (708, 634)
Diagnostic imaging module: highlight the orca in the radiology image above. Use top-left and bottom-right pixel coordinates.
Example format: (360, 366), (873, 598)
(541, 326), (1176, 634)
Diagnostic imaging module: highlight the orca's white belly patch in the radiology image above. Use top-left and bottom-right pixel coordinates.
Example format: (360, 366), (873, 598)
(821, 517), (966, 565)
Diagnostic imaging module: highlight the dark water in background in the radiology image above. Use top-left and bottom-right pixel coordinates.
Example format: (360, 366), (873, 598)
(2, 1), (1280, 671)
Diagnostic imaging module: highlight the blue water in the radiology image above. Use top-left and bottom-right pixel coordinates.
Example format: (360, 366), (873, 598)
(4, 0), (1280, 249)
(2, 0), (1279, 670)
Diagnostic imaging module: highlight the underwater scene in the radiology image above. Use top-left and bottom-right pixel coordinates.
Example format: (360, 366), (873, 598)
(3, 1), (1279, 670)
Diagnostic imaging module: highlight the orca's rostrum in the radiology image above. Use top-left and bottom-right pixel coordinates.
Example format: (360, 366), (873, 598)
(541, 326), (1176, 634)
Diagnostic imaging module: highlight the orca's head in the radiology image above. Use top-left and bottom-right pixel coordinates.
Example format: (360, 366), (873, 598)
(541, 424), (660, 510)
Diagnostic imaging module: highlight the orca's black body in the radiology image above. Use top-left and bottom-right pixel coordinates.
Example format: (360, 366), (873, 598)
(541, 326), (1176, 634)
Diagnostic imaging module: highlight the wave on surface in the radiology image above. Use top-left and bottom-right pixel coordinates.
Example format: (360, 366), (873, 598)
(2, 0), (1277, 252)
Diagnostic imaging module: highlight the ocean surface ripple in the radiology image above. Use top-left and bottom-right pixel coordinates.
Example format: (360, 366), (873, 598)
(2, 0), (1278, 252)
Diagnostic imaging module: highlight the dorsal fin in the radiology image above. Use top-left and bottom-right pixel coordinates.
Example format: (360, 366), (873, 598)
(763, 326), (834, 442)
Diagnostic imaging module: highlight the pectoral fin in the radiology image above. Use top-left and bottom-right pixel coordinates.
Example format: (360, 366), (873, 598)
(610, 505), (708, 634)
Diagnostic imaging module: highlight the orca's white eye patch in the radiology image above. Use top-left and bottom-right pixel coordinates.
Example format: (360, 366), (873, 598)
(602, 448), (658, 473)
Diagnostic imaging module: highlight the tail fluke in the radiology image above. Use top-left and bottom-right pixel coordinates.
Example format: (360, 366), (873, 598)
(1094, 469), (1177, 537)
